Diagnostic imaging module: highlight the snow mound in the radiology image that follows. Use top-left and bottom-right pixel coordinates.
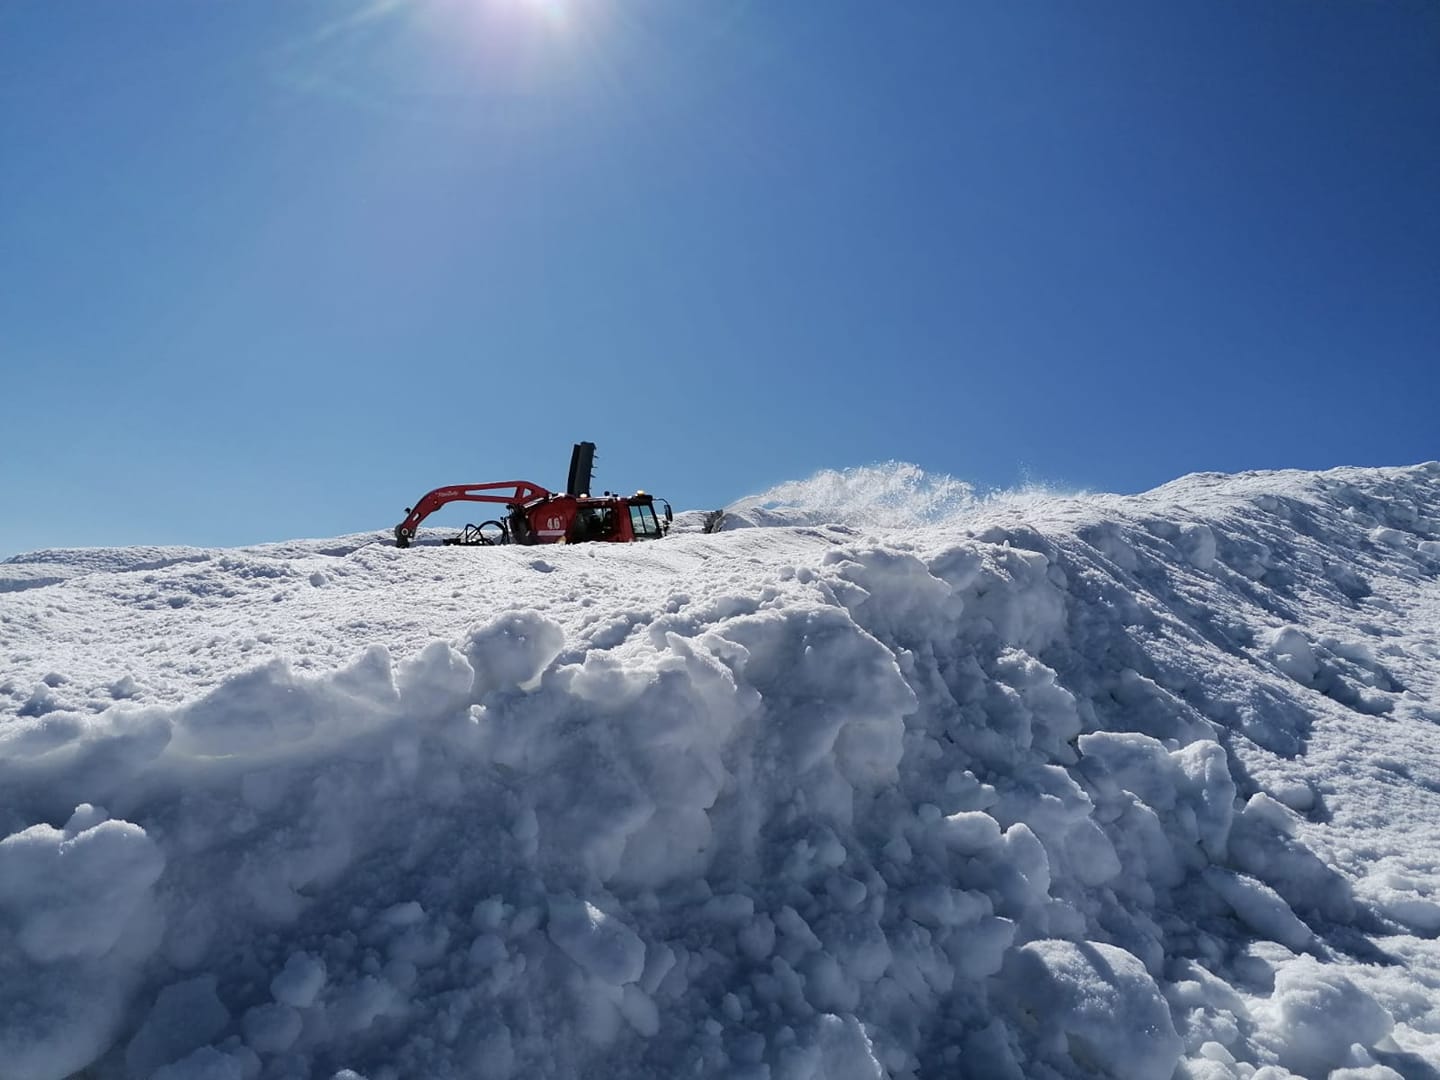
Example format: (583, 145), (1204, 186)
(3, 462), (1440, 1078)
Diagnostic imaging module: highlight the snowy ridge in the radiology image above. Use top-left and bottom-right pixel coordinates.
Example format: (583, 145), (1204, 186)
(3, 463), (1440, 1079)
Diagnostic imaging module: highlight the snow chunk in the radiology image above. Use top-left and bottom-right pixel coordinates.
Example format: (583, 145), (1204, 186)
(64, 802), (109, 833)
(939, 810), (1002, 854)
(1000, 822), (1051, 904)
(379, 900), (425, 927)
(787, 1013), (884, 1080)
(0, 814), (164, 962)
(1264, 626), (1319, 685)
(998, 940), (1182, 1080)
(396, 640), (474, 719)
(1361, 869), (1440, 933)
(173, 646), (399, 755)
(330, 975), (402, 1034)
(271, 951), (327, 1008)
(547, 897), (646, 985)
(1259, 957), (1394, 1076)
(1180, 522), (1218, 569)
(125, 975), (230, 1078)
(700, 893), (756, 924)
(619, 984), (660, 1037)
(903, 884), (990, 929)
(1064, 818), (1123, 886)
(718, 605), (915, 789)
(110, 674), (140, 699)
(243, 1002), (303, 1053)
(151, 1045), (256, 1080)
(466, 611), (565, 694)
(0, 807), (167, 1080)
(1079, 732), (1235, 860)
(1204, 867), (1313, 950)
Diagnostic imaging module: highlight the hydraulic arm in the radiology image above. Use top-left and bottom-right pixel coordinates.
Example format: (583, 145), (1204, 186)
(393, 480), (551, 548)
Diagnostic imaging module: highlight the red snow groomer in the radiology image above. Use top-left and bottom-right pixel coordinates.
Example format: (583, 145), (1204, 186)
(393, 442), (673, 548)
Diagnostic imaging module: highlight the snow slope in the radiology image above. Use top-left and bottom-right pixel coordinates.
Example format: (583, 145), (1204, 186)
(4, 462), (1440, 1080)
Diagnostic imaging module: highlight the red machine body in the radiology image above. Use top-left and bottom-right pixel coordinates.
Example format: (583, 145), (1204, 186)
(393, 444), (672, 549)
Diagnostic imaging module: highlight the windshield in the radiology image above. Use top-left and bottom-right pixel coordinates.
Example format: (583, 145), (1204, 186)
(629, 503), (662, 538)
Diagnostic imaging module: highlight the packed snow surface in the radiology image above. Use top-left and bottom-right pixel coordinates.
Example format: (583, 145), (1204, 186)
(4, 462), (1440, 1080)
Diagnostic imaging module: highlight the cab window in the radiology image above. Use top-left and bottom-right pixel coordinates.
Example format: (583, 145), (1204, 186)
(630, 503), (662, 538)
(573, 506), (616, 542)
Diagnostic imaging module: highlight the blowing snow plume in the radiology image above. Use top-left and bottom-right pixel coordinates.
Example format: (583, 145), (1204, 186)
(3, 463), (1440, 1078)
(717, 462), (1073, 533)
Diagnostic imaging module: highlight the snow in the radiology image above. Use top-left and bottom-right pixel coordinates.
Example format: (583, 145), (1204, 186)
(546, 897), (647, 985)
(997, 938), (1183, 1080)
(4, 460), (1440, 1078)
(270, 951), (327, 1008)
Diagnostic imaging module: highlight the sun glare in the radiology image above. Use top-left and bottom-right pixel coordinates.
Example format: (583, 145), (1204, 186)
(507, 0), (572, 30)
(284, 0), (612, 118)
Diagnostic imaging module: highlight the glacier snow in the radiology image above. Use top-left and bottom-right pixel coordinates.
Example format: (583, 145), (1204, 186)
(3, 462), (1440, 1079)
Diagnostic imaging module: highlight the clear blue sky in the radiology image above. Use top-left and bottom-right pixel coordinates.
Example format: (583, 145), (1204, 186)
(2, 0), (1437, 556)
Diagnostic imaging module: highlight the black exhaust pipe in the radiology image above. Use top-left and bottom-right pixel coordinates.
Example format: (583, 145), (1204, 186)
(567, 441), (596, 497)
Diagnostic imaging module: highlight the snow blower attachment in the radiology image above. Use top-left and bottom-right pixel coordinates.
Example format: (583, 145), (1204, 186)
(393, 442), (673, 548)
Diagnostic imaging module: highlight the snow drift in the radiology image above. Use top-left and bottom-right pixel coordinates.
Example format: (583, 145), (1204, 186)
(3, 463), (1440, 1079)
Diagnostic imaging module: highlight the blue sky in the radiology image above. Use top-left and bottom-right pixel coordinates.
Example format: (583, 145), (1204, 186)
(2, 0), (1437, 556)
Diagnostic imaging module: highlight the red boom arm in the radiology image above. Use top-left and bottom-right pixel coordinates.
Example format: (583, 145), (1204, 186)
(394, 480), (552, 547)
